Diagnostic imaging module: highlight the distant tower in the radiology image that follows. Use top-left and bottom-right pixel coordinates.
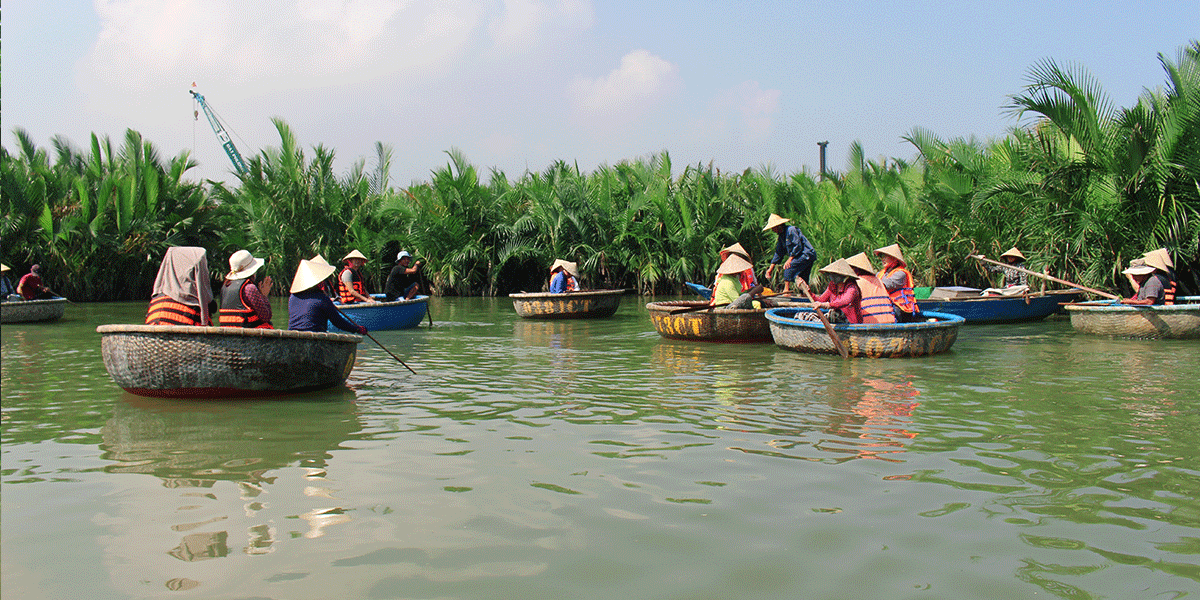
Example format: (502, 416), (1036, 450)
(817, 141), (829, 181)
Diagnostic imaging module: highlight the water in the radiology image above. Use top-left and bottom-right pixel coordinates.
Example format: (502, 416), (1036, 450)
(3, 298), (1198, 599)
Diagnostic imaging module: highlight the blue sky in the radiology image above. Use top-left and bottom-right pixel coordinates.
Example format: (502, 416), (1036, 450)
(3, 1), (1198, 186)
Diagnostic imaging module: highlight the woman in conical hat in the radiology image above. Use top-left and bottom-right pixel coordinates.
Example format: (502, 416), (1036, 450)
(0, 263), (18, 299)
(985, 246), (1029, 289)
(714, 242), (758, 294)
(810, 258), (862, 324)
(337, 249), (376, 304)
(288, 258), (367, 333)
(845, 253), (896, 324)
(711, 254), (764, 308)
(549, 259), (579, 293)
(874, 244), (917, 319)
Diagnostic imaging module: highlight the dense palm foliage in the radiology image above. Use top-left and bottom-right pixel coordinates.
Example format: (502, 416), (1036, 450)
(3, 42), (1197, 301)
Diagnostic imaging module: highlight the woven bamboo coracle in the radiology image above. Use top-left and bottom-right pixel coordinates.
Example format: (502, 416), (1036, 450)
(765, 308), (964, 358)
(1064, 296), (1200, 339)
(509, 289), (625, 319)
(646, 301), (772, 343)
(97, 324), (362, 398)
(1, 298), (68, 323)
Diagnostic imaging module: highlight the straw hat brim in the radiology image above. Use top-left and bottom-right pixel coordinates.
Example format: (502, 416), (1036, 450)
(845, 252), (874, 273)
(874, 244), (906, 263)
(226, 256), (265, 281)
(999, 247), (1026, 261)
(291, 259), (338, 293)
(341, 250), (368, 262)
(819, 258), (858, 279)
(1122, 265), (1155, 276)
(716, 254), (753, 275)
(762, 214), (791, 231)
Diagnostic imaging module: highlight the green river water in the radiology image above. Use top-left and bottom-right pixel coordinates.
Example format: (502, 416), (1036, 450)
(2, 297), (1198, 599)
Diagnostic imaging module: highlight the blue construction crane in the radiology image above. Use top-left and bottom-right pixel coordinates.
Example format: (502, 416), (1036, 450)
(189, 89), (249, 175)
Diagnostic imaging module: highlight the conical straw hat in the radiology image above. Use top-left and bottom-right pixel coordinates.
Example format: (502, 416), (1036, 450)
(341, 249), (368, 262)
(716, 253), (753, 275)
(845, 252), (875, 274)
(1143, 248), (1173, 270)
(549, 259), (568, 272)
(226, 249), (265, 280)
(291, 258), (338, 294)
(818, 258), (858, 279)
(874, 243), (906, 263)
(1, 263), (9, 273)
(561, 261), (578, 277)
(721, 242), (750, 260)
(999, 247), (1026, 261)
(762, 213), (791, 231)
(311, 254), (330, 266)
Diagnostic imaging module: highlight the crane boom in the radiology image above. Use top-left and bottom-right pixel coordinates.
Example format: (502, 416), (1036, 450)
(189, 89), (249, 175)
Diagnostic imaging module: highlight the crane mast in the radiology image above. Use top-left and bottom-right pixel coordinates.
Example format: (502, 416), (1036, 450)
(189, 89), (249, 175)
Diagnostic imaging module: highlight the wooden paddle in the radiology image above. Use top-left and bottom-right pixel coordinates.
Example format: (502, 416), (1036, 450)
(418, 268), (434, 327)
(332, 305), (416, 374)
(970, 255), (1119, 300)
(798, 279), (850, 359)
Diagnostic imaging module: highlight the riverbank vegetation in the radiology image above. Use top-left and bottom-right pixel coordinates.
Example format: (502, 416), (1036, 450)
(3, 42), (1197, 301)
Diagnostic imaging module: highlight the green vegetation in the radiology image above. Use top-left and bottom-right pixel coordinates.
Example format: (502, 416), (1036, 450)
(3, 42), (1197, 301)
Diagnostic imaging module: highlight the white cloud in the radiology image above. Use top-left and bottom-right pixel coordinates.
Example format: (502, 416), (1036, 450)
(487, 0), (593, 53)
(712, 81), (781, 141)
(569, 49), (680, 125)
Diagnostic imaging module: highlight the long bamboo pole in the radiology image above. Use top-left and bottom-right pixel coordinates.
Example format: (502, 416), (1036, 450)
(970, 255), (1119, 300)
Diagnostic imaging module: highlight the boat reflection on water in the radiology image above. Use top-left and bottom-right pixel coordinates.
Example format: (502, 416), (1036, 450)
(97, 390), (362, 593)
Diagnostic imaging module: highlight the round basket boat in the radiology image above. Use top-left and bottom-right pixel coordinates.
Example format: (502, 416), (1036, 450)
(764, 308), (964, 358)
(331, 294), (429, 330)
(646, 301), (772, 343)
(1, 297), (68, 323)
(97, 324), (362, 398)
(1063, 296), (1200, 339)
(509, 289), (625, 319)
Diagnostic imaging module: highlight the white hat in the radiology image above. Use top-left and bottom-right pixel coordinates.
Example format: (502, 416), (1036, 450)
(341, 249), (368, 262)
(397, 250), (412, 262)
(311, 254), (330, 266)
(0, 263), (9, 273)
(226, 249), (265, 281)
(721, 242), (750, 261)
(549, 259), (578, 277)
(1122, 264), (1155, 276)
(291, 258), (338, 294)
(762, 213), (791, 231)
(716, 253), (753, 275)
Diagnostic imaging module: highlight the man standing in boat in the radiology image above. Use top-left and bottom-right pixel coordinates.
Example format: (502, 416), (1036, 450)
(763, 214), (816, 295)
(338, 250), (377, 304)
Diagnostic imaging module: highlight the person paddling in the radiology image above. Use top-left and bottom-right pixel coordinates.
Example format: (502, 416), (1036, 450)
(982, 247), (1030, 294)
(809, 258), (862, 324)
(337, 249), (377, 304)
(219, 250), (273, 329)
(145, 247), (213, 326)
(384, 251), (423, 301)
(1123, 250), (1176, 305)
(17, 264), (54, 300)
(288, 256), (368, 333)
(875, 244), (919, 322)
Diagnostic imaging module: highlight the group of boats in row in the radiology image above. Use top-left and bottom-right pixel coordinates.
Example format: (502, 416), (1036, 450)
(5, 284), (1195, 399)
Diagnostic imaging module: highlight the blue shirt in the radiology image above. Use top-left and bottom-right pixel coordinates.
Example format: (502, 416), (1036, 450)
(549, 272), (575, 294)
(288, 288), (362, 333)
(770, 225), (815, 264)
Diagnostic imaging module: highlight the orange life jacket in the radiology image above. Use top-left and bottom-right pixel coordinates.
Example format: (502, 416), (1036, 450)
(1160, 273), (1176, 306)
(879, 265), (917, 314)
(145, 294), (203, 326)
(856, 274), (897, 324)
(338, 266), (367, 303)
(218, 279), (272, 329)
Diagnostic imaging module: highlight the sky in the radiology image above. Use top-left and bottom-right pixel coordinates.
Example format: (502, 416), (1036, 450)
(3, 1), (1198, 187)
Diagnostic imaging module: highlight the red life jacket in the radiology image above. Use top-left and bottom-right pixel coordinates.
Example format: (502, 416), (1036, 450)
(856, 274), (897, 324)
(879, 266), (917, 314)
(145, 294), (203, 326)
(338, 266), (367, 303)
(218, 279), (271, 329)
